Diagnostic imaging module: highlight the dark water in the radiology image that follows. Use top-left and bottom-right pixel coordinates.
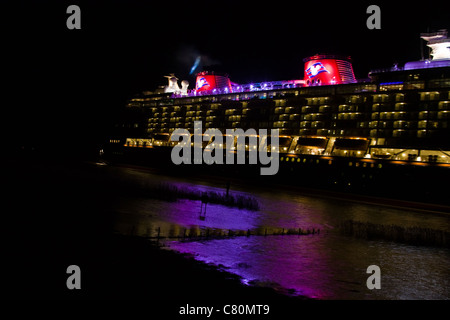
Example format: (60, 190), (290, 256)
(108, 166), (450, 300)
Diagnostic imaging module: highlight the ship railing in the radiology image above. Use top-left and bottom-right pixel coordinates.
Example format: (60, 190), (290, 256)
(170, 80), (304, 99)
(369, 65), (404, 74)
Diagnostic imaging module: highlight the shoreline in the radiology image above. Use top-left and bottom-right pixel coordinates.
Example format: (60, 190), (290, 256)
(29, 232), (313, 300)
(102, 233), (312, 300)
(2, 156), (311, 300)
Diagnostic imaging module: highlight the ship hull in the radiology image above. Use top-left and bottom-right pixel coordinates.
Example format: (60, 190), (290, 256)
(104, 145), (450, 209)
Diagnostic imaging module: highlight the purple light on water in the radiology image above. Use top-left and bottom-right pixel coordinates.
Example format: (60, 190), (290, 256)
(145, 181), (260, 231)
(167, 235), (333, 299)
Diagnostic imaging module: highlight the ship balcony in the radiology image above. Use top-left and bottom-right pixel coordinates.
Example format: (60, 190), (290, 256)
(438, 101), (450, 110)
(438, 110), (450, 119)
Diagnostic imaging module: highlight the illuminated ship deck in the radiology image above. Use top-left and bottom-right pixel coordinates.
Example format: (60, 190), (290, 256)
(170, 78), (305, 98)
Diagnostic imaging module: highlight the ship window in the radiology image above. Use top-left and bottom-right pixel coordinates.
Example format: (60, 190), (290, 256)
(420, 92), (440, 101)
(438, 111), (450, 119)
(380, 83), (404, 91)
(393, 129), (406, 137)
(301, 106), (312, 113)
(438, 101), (450, 110)
(418, 111), (429, 120)
(339, 105), (351, 112)
(321, 97), (330, 104)
(274, 107), (284, 114)
(275, 99), (287, 107)
(417, 130), (427, 138)
(319, 105), (330, 113)
(369, 121), (378, 128)
(347, 95), (362, 104)
(393, 111), (406, 119)
(430, 121), (439, 129)
(395, 93), (405, 102)
(373, 94), (389, 103)
(394, 103), (406, 111)
(419, 120), (429, 129)
(285, 107), (294, 113)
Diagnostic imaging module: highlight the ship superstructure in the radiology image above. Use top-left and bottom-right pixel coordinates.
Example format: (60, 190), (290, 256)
(110, 32), (450, 165)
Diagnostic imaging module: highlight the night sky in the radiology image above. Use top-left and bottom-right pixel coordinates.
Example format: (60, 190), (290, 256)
(3, 0), (450, 156)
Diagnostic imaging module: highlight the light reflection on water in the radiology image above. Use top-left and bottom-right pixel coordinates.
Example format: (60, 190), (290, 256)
(109, 167), (450, 299)
(166, 235), (450, 299)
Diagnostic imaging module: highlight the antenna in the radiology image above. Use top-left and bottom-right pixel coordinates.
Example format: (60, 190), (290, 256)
(420, 34), (424, 61)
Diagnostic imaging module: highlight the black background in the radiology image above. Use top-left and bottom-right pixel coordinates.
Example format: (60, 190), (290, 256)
(3, 0), (450, 158)
(1, 0), (449, 307)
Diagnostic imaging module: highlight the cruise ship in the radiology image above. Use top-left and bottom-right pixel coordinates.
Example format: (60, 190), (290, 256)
(105, 31), (450, 205)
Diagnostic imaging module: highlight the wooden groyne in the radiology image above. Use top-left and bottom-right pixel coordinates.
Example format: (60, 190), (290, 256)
(133, 226), (321, 243)
(154, 183), (260, 211)
(339, 220), (449, 248)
